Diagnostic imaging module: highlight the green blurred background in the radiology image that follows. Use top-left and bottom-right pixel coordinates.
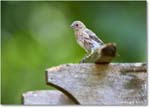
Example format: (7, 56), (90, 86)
(2, 1), (146, 104)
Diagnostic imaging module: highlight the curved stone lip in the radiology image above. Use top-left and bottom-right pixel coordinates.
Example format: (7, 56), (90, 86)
(45, 69), (80, 105)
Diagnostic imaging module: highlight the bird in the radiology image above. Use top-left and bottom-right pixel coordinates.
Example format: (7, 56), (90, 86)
(70, 20), (104, 56)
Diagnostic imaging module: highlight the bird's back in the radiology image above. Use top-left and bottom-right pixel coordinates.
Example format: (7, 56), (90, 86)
(84, 28), (104, 46)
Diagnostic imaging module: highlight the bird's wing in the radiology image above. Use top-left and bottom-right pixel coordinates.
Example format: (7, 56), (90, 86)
(84, 28), (104, 45)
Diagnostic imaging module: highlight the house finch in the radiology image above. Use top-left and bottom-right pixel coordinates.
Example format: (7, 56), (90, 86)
(71, 20), (104, 56)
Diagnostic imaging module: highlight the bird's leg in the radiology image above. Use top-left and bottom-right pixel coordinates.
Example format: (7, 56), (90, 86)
(80, 53), (89, 63)
(86, 50), (94, 58)
(80, 50), (94, 63)
(80, 49), (95, 63)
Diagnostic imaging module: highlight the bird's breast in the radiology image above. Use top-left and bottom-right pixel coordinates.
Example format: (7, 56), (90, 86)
(75, 31), (85, 48)
(75, 31), (81, 39)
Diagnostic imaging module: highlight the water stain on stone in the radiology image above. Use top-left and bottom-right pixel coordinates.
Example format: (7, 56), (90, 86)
(124, 76), (144, 89)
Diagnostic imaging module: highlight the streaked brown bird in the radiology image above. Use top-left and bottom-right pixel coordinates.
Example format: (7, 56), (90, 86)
(71, 20), (104, 56)
(71, 20), (118, 63)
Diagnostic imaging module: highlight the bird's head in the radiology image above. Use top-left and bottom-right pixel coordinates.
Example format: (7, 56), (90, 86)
(71, 21), (86, 31)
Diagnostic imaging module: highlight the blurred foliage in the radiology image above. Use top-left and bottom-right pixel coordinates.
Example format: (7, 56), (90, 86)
(2, 1), (146, 104)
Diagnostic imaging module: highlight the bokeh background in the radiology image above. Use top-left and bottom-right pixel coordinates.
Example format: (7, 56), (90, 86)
(2, 1), (146, 104)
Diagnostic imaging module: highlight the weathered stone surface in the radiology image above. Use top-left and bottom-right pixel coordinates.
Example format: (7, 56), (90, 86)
(46, 63), (147, 105)
(22, 90), (75, 105)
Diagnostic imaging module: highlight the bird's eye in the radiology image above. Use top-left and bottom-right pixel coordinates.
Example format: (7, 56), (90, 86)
(76, 24), (79, 27)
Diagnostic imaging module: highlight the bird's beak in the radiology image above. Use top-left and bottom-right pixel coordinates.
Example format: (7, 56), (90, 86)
(70, 24), (74, 28)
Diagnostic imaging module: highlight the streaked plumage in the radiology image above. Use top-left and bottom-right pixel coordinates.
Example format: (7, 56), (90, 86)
(71, 21), (104, 54)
